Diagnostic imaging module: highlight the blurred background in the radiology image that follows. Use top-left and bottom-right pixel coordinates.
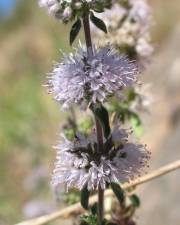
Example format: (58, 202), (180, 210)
(0, 0), (180, 225)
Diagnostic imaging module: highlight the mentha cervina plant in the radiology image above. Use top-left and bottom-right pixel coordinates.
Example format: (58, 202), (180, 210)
(38, 0), (151, 224)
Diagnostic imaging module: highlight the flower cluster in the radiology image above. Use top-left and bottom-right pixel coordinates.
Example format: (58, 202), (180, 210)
(129, 83), (153, 113)
(92, 0), (153, 63)
(38, 0), (112, 22)
(52, 126), (150, 190)
(47, 45), (138, 110)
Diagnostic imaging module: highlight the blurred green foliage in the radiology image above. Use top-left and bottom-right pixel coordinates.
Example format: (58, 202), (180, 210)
(0, 1), (70, 223)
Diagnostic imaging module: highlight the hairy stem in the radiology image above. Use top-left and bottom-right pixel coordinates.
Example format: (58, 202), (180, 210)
(82, 14), (104, 225)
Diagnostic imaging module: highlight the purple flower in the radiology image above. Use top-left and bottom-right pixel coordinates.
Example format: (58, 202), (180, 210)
(92, 1), (153, 63)
(52, 126), (150, 190)
(47, 45), (138, 110)
(38, 0), (112, 22)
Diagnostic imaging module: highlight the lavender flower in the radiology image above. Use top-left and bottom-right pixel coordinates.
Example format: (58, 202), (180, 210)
(130, 83), (153, 113)
(38, 0), (112, 22)
(114, 83), (153, 114)
(52, 127), (150, 190)
(92, 0), (153, 63)
(129, 0), (152, 28)
(48, 45), (138, 109)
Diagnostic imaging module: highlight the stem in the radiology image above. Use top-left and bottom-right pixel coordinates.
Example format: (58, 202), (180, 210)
(95, 116), (104, 224)
(98, 187), (104, 225)
(82, 14), (104, 152)
(82, 14), (104, 225)
(82, 14), (93, 56)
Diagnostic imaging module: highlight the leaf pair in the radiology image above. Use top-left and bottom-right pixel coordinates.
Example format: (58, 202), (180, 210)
(70, 12), (107, 45)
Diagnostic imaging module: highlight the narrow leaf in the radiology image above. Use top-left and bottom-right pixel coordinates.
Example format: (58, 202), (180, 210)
(81, 215), (97, 225)
(111, 183), (125, 204)
(81, 186), (90, 210)
(91, 202), (98, 215)
(90, 12), (107, 33)
(70, 18), (81, 45)
(130, 194), (141, 208)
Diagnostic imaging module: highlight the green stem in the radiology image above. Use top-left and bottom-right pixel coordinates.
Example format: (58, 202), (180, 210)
(82, 14), (104, 225)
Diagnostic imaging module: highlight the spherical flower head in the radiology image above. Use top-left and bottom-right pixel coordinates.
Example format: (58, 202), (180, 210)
(48, 45), (138, 110)
(52, 126), (150, 191)
(38, 0), (112, 23)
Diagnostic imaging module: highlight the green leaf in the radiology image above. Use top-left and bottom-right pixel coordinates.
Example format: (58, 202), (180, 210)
(91, 104), (111, 139)
(90, 12), (107, 33)
(111, 183), (125, 205)
(128, 111), (143, 138)
(107, 223), (119, 225)
(81, 186), (90, 210)
(91, 202), (98, 215)
(81, 215), (97, 225)
(102, 219), (108, 225)
(102, 219), (118, 225)
(64, 190), (80, 205)
(127, 89), (136, 102)
(70, 18), (81, 45)
(130, 194), (141, 208)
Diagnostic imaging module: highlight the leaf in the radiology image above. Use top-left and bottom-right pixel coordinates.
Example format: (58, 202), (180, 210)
(70, 18), (81, 45)
(90, 12), (107, 33)
(64, 190), (80, 205)
(93, 8), (105, 13)
(130, 194), (141, 208)
(128, 111), (141, 126)
(128, 111), (143, 138)
(81, 215), (97, 225)
(91, 104), (111, 139)
(107, 223), (119, 225)
(91, 202), (98, 215)
(111, 183), (125, 205)
(102, 219), (118, 225)
(81, 186), (90, 210)
(127, 89), (136, 102)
